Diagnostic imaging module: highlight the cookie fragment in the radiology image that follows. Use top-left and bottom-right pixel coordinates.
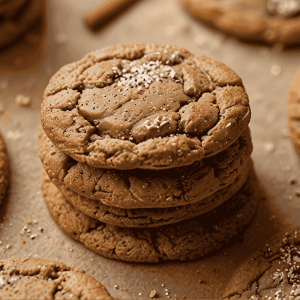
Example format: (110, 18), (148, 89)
(0, 257), (114, 299)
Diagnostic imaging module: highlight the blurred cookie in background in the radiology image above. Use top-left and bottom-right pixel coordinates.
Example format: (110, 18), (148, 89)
(0, 132), (10, 205)
(0, 0), (47, 72)
(181, 0), (300, 47)
(287, 67), (300, 156)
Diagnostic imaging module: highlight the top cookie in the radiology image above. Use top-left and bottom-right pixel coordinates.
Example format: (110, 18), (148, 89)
(0, 257), (114, 299)
(221, 226), (300, 300)
(181, 0), (300, 47)
(41, 43), (250, 170)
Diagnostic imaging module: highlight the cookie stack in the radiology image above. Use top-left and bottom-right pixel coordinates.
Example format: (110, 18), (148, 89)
(0, 0), (43, 48)
(38, 43), (257, 263)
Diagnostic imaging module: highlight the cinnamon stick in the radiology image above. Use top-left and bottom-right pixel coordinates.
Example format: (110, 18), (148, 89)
(84, 0), (140, 32)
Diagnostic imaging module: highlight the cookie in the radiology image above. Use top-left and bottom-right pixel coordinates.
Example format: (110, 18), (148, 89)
(0, 0), (43, 48)
(221, 226), (300, 300)
(41, 43), (251, 170)
(38, 126), (252, 208)
(0, 132), (10, 204)
(287, 67), (300, 156)
(49, 161), (251, 228)
(0, 0), (28, 18)
(0, 257), (114, 300)
(41, 168), (258, 263)
(181, 0), (300, 47)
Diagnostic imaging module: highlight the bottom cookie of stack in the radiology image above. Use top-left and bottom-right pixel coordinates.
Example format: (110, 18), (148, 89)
(41, 167), (258, 263)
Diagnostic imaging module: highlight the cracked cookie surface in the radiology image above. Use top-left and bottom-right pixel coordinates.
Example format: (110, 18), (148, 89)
(181, 0), (300, 47)
(287, 67), (300, 156)
(0, 132), (10, 205)
(0, 0), (43, 48)
(0, 257), (114, 300)
(41, 168), (258, 263)
(38, 127), (252, 208)
(49, 161), (251, 228)
(41, 43), (250, 170)
(221, 226), (300, 300)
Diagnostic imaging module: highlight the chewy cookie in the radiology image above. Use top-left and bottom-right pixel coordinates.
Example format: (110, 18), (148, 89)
(287, 67), (300, 156)
(41, 169), (258, 263)
(221, 226), (300, 300)
(0, 257), (114, 299)
(49, 161), (251, 228)
(38, 127), (253, 208)
(41, 43), (250, 170)
(0, 132), (9, 204)
(181, 0), (300, 47)
(0, 0), (43, 48)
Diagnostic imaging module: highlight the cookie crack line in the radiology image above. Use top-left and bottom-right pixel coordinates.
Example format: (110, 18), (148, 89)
(41, 43), (250, 170)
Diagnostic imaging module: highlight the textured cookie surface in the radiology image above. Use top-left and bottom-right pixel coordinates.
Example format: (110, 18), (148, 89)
(181, 0), (300, 47)
(0, 132), (10, 204)
(38, 127), (252, 208)
(49, 161), (251, 228)
(287, 67), (300, 156)
(0, 0), (43, 48)
(221, 226), (300, 300)
(0, 257), (114, 300)
(41, 169), (258, 263)
(41, 43), (250, 170)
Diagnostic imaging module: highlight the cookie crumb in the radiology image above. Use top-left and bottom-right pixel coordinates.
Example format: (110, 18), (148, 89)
(27, 220), (33, 225)
(18, 238), (25, 244)
(270, 65), (282, 76)
(0, 80), (8, 90)
(150, 290), (157, 298)
(15, 94), (31, 106)
(3, 113), (10, 121)
(195, 35), (206, 47)
(281, 128), (289, 137)
(264, 142), (275, 152)
(198, 279), (203, 283)
(55, 33), (67, 44)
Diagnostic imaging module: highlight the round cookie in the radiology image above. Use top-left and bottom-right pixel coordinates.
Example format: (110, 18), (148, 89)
(0, 257), (114, 300)
(41, 43), (251, 170)
(181, 0), (300, 47)
(0, 0), (43, 48)
(287, 67), (300, 156)
(38, 127), (253, 208)
(0, 132), (10, 204)
(50, 161), (251, 228)
(221, 226), (300, 300)
(41, 169), (258, 263)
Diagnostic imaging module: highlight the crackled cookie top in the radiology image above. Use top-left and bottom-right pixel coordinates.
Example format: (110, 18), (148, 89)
(41, 43), (250, 170)
(38, 127), (252, 208)
(181, 0), (300, 47)
(0, 257), (114, 300)
(41, 169), (258, 263)
(0, 132), (10, 204)
(222, 227), (300, 300)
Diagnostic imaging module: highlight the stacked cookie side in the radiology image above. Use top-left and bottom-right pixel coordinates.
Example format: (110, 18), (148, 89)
(39, 43), (257, 262)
